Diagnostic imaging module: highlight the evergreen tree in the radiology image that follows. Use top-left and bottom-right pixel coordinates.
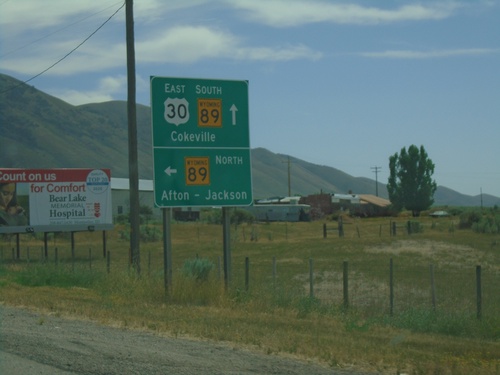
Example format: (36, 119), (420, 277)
(388, 145), (437, 217)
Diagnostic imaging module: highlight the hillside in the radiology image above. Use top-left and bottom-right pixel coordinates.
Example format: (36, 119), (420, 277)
(1, 73), (498, 207)
(250, 148), (388, 199)
(0, 74), (153, 178)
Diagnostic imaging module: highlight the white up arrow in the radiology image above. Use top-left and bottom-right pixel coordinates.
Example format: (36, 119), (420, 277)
(230, 104), (238, 125)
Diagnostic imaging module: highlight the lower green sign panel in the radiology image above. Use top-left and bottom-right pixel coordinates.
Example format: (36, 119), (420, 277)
(153, 148), (253, 207)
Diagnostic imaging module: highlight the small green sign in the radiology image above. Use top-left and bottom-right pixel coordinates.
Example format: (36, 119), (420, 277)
(151, 77), (252, 207)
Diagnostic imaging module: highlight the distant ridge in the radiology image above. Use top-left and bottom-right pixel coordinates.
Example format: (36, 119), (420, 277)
(1, 73), (498, 207)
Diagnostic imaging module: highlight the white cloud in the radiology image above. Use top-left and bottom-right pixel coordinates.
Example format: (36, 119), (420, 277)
(1, 21), (319, 77)
(0, 1), (125, 35)
(0, 38), (125, 76)
(137, 25), (320, 63)
(227, 0), (460, 27)
(234, 45), (322, 61)
(138, 26), (238, 63)
(133, 0), (211, 23)
(47, 75), (127, 105)
(49, 88), (114, 106)
(98, 75), (127, 94)
(360, 48), (500, 59)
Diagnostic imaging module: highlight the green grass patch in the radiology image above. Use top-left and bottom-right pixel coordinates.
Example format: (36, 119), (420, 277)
(11, 264), (102, 288)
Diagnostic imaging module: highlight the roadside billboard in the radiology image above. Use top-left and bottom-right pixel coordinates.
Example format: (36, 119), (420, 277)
(0, 168), (113, 233)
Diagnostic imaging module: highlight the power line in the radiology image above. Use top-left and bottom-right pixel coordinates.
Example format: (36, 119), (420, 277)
(0, 1), (125, 95)
(1, 1), (125, 58)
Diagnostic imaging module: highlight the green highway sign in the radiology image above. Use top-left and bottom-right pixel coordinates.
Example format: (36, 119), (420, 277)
(151, 76), (252, 207)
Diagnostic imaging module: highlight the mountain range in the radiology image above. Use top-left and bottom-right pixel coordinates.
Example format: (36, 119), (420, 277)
(1, 73), (498, 207)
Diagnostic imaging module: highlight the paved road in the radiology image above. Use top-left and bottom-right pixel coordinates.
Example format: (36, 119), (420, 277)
(0, 305), (373, 375)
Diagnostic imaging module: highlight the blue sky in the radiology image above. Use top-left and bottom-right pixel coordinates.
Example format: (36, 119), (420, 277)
(1, 0), (499, 197)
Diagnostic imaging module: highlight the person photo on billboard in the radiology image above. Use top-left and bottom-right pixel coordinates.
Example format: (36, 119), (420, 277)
(0, 183), (27, 226)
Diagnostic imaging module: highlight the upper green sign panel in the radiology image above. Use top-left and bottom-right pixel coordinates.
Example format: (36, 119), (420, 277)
(151, 77), (249, 149)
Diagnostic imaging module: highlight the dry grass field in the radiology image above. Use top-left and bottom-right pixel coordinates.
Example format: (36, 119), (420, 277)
(1, 213), (499, 374)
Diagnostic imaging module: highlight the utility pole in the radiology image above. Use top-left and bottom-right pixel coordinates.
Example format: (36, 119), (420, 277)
(282, 156), (292, 196)
(371, 166), (381, 197)
(126, 0), (140, 274)
(480, 187), (483, 210)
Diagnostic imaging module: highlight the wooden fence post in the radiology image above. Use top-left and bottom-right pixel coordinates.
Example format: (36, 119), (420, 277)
(102, 231), (107, 258)
(71, 231), (75, 260)
(16, 234), (20, 259)
(272, 256), (277, 286)
(71, 245), (75, 272)
(44, 232), (49, 259)
(476, 265), (482, 320)
(89, 248), (92, 270)
(430, 264), (436, 311)
(245, 257), (250, 291)
(389, 258), (394, 316)
(148, 250), (151, 276)
(343, 261), (349, 309)
(309, 258), (314, 298)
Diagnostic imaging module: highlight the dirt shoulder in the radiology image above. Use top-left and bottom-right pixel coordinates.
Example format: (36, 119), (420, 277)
(0, 304), (371, 375)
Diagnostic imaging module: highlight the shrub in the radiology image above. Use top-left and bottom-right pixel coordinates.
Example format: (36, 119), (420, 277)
(202, 208), (222, 224)
(140, 225), (160, 242)
(407, 220), (423, 234)
(115, 214), (129, 224)
(231, 209), (254, 225)
(472, 215), (500, 234)
(118, 225), (161, 242)
(459, 209), (500, 233)
(458, 209), (482, 229)
(201, 208), (254, 225)
(181, 257), (214, 282)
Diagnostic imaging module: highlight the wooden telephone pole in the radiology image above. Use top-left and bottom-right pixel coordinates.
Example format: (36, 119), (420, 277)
(126, 0), (140, 274)
(371, 166), (381, 197)
(283, 156), (293, 196)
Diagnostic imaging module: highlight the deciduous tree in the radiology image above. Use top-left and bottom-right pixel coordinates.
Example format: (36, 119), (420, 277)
(388, 145), (437, 217)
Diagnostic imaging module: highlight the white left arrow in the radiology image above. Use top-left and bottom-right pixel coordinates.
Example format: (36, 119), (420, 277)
(230, 104), (238, 125)
(164, 166), (177, 176)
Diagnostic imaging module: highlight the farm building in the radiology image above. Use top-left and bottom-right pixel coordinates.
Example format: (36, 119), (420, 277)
(355, 195), (392, 217)
(111, 178), (157, 219)
(331, 193), (361, 204)
(299, 193), (332, 219)
(244, 197), (310, 222)
(300, 193), (391, 219)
